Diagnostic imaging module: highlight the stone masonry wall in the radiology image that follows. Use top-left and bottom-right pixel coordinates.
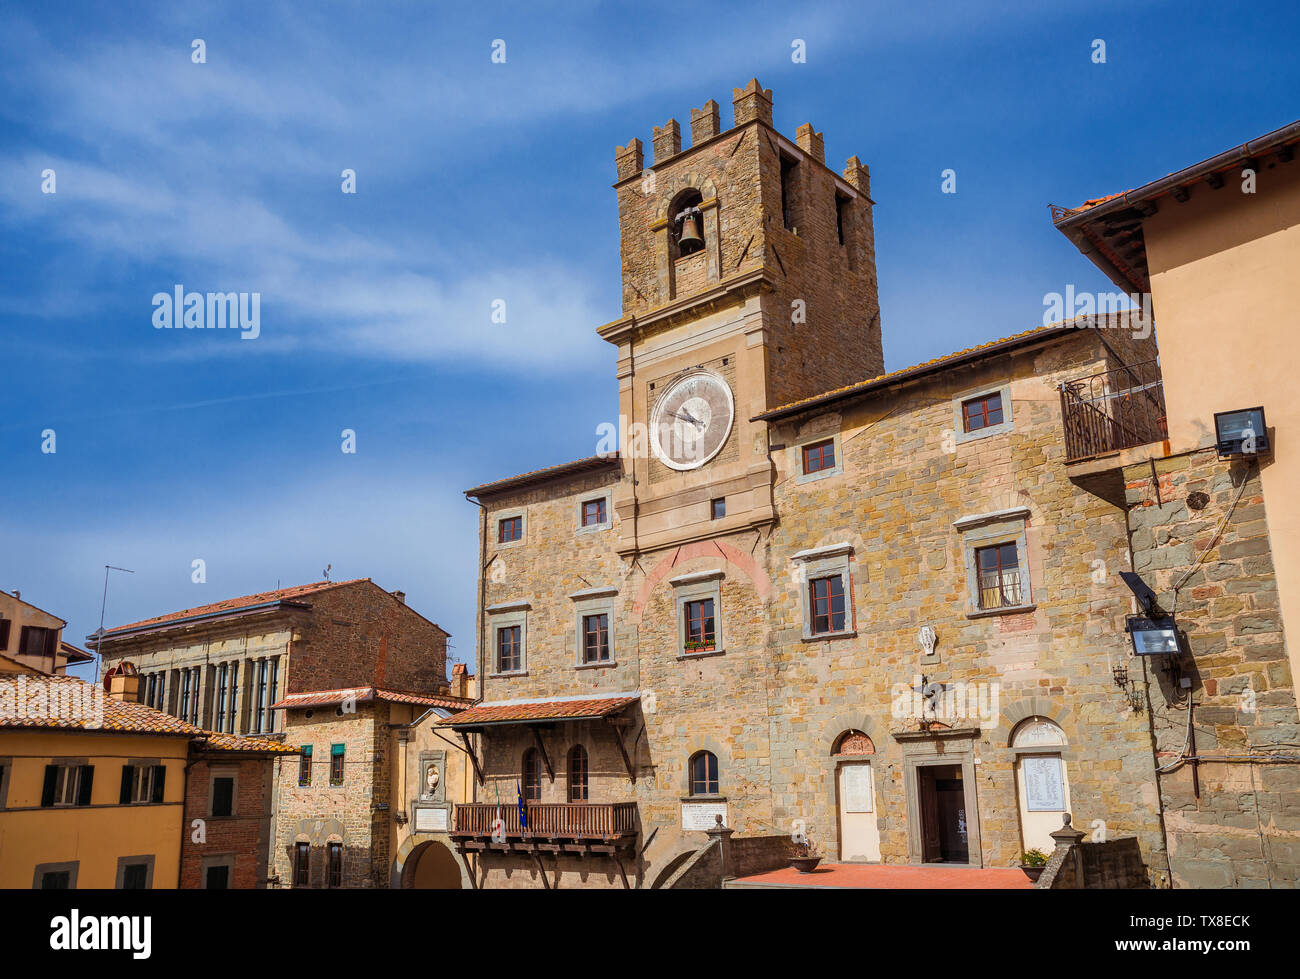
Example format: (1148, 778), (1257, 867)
(1124, 448), (1300, 887)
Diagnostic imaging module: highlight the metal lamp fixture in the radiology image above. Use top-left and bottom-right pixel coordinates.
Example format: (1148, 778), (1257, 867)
(1214, 406), (1268, 458)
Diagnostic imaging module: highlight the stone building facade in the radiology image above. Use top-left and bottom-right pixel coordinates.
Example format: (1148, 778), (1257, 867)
(448, 83), (1297, 889)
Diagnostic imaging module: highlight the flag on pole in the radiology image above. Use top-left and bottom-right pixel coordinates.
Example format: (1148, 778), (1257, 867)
(516, 779), (529, 830)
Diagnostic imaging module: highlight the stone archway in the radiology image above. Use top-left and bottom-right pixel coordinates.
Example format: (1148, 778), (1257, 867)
(392, 835), (472, 889)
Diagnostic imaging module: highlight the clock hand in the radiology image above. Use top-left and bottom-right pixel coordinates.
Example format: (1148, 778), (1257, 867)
(675, 409), (703, 428)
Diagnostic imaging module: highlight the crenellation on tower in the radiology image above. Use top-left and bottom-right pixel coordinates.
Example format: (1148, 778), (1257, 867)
(795, 123), (825, 164)
(731, 77), (773, 127)
(690, 100), (720, 145)
(614, 138), (643, 182)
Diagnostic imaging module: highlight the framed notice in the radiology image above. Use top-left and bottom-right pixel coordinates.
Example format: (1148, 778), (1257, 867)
(1023, 755), (1065, 812)
(413, 806), (449, 833)
(842, 763), (873, 813)
(681, 802), (727, 831)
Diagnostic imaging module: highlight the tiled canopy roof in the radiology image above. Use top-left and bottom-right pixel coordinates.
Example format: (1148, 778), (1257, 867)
(441, 694), (639, 728)
(99, 579), (368, 637)
(271, 686), (473, 712)
(0, 674), (203, 736)
(195, 732), (301, 754)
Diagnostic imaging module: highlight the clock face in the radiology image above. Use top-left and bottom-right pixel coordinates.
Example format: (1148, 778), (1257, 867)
(649, 369), (735, 471)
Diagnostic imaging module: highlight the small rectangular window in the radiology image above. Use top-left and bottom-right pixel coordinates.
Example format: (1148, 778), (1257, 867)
(120, 863), (149, 890)
(41, 870), (71, 889)
(711, 498), (726, 520)
(962, 392), (1004, 433)
(497, 625), (522, 673)
(498, 516), (523, 543)
(330, 744), (345, 786)
(809, 574), (847, 635)
(0, 618), (10, 650)
(211, 776), (235, 817)
(299, 746), (312, 786)
(780, 156), (797, 230)
(976, 542), (1023, 610)
(802, 439), (836, 475)
(45, 765), (89, 808)
(327, 842), (343, 888)
(684, 599), (716, 653)
(294, 842), (310, 887)
(835, 192), (849, 245)
(205, 865), (230, 889)
(582, 613), (610, 663)
(581, 498), (607, 527)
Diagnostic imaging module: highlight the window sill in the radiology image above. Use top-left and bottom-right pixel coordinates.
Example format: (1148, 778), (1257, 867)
(677, 648), (725, 660)
(802, 629), (857, 642)
(680, 795), (727, 802)
(489, 670), (529, 679)
(966, 603), (1036, 620)
(795, 466), (842, 485)
(575, 660), (617, 670)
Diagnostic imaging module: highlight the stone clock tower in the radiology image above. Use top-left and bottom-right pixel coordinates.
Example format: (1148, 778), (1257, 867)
(598, 79), (883, 556)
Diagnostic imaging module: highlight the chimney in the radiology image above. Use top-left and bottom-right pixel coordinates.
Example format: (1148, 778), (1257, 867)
(652, 119), (681, 164)
(690, 100), (720, 145)
(614, 138), (644, 181)
(108, 671), (140, 703)
(451, 662), (476, 700)
(732, 78), (773, 127)
(796, 123), (825, 164)
(392, 590), (406, 604)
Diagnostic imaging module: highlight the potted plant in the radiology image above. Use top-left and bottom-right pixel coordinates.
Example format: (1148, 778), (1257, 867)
(684, 639), (715, 654)
(790, 833), (822, 873)
(1019, 848), (1048, 881)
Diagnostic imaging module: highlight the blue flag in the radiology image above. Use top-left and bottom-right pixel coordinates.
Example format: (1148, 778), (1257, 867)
(516, 779), (529, 830)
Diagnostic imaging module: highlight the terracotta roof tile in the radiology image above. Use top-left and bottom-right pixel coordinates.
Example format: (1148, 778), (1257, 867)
(0, 675), (203, 736)
(195, 732), (301, 754)
(464, 454), (620, 499)
(442, 695), (638, 727)
(101, 579), (369, 636)
(271, 686), (473, 711)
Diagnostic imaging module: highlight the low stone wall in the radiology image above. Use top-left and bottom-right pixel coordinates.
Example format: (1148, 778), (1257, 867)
(1037, 816), (1150, 888)
(666, 832), (796, 888)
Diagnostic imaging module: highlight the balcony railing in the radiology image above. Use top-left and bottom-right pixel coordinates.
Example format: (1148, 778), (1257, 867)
(452, 802), (638, 842)
(1060, 360), (1167, 462)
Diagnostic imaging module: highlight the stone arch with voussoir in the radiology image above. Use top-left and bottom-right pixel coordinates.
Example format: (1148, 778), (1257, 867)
(991, 697), (1077, 753)
(390, 833), (473, 890)
(656, 173), (718, 221)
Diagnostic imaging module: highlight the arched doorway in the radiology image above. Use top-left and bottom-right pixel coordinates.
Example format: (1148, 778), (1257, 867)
(832, 730), (880, 862)
(400, 840), (464, 889)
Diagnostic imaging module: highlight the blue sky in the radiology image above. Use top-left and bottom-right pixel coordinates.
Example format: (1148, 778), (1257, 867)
(3, 0), (1297, 680)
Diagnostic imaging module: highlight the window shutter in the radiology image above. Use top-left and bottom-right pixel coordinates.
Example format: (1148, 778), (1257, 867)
(120, 765), (134, 804)
(0, 619), (10, 649)
(151, 765), (166, 803)
(44, 629), (58, 659)
(77, 765), (95, 806)
(41, 765), (58, 807)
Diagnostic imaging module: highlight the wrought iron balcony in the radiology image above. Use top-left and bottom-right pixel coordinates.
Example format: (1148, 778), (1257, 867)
(1060, 360), (1167, 462)
(451, 802), (638, 852)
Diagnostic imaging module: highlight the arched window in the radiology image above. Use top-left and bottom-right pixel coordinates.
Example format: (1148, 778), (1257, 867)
(689, 750), (719, 796)
(670, 189), (705, 259)
(567, 745), (589, 803)
(522, 748), (542, 804)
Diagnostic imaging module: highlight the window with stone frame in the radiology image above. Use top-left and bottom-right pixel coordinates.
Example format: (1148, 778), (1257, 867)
(581, 613), (610, 664)
(581, 497), (607, 528)
(211, 775), (235, 818)
(293, 842), (310, 887)
(684, 599), (716, 653)
(689, 751), (719, 796)
(955, 507), (1034, 615)
(792, 543), (854, 640)
(961, 391), (1004, 433)
(497, 625), (522, 673)
(802, 438), (836, 475)
(975, 542), (1023, 610)
(298, 745), (312, 786)
(329, 744), (345, 786)
(808, 574), (847, 635)
(498, 515), (523, 543)
(327, 842), (343, 888)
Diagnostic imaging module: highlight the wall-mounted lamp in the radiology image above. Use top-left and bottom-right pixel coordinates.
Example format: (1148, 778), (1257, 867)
(1126, 614), (1181, 655)
(1214, 406), (1269, 458)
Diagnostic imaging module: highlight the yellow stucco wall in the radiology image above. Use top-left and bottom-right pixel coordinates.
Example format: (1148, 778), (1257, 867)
(0, 730), (188, 888)
(1144, 163), (1300, 698)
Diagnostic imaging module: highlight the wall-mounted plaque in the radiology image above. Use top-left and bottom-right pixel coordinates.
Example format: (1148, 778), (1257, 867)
(1023, 755), (1065, 812)
(413, 806), (449, 833)
(842, 763), (873, 813)
(681, 802), (727, 831)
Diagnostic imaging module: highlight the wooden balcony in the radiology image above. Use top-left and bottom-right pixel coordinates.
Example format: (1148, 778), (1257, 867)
(451, 802), (638, 855)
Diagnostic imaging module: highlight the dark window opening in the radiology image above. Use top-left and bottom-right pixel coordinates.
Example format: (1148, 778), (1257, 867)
(522, 748), (542, 803)
(327, 842), (343, 888)
(294, 842), (310, 887)
(41, 871), (71, 889)
(976, 542), (1023, 610)
(962, 392), (1004, 433)
(121, 863), (148, 889)
(780, 156), (798, 230)
(690, 751), (719, 796)
(212, 777), (234, 817)
(711, 497), (726, 520)
(670, 189), (705, 258)
(568, 745), (589, 802)
(205, 865), (230, 889)
(835, 192), (849, 245)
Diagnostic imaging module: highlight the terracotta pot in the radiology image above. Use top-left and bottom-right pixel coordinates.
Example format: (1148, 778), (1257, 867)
(790, 856), (823, 873)
(1020, 864), (1045, 882)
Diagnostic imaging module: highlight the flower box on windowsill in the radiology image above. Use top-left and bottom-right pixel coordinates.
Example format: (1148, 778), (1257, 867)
(683, 642), (717, 655)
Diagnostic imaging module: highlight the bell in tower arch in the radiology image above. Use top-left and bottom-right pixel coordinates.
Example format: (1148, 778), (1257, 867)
(675, 206), (704, 256)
